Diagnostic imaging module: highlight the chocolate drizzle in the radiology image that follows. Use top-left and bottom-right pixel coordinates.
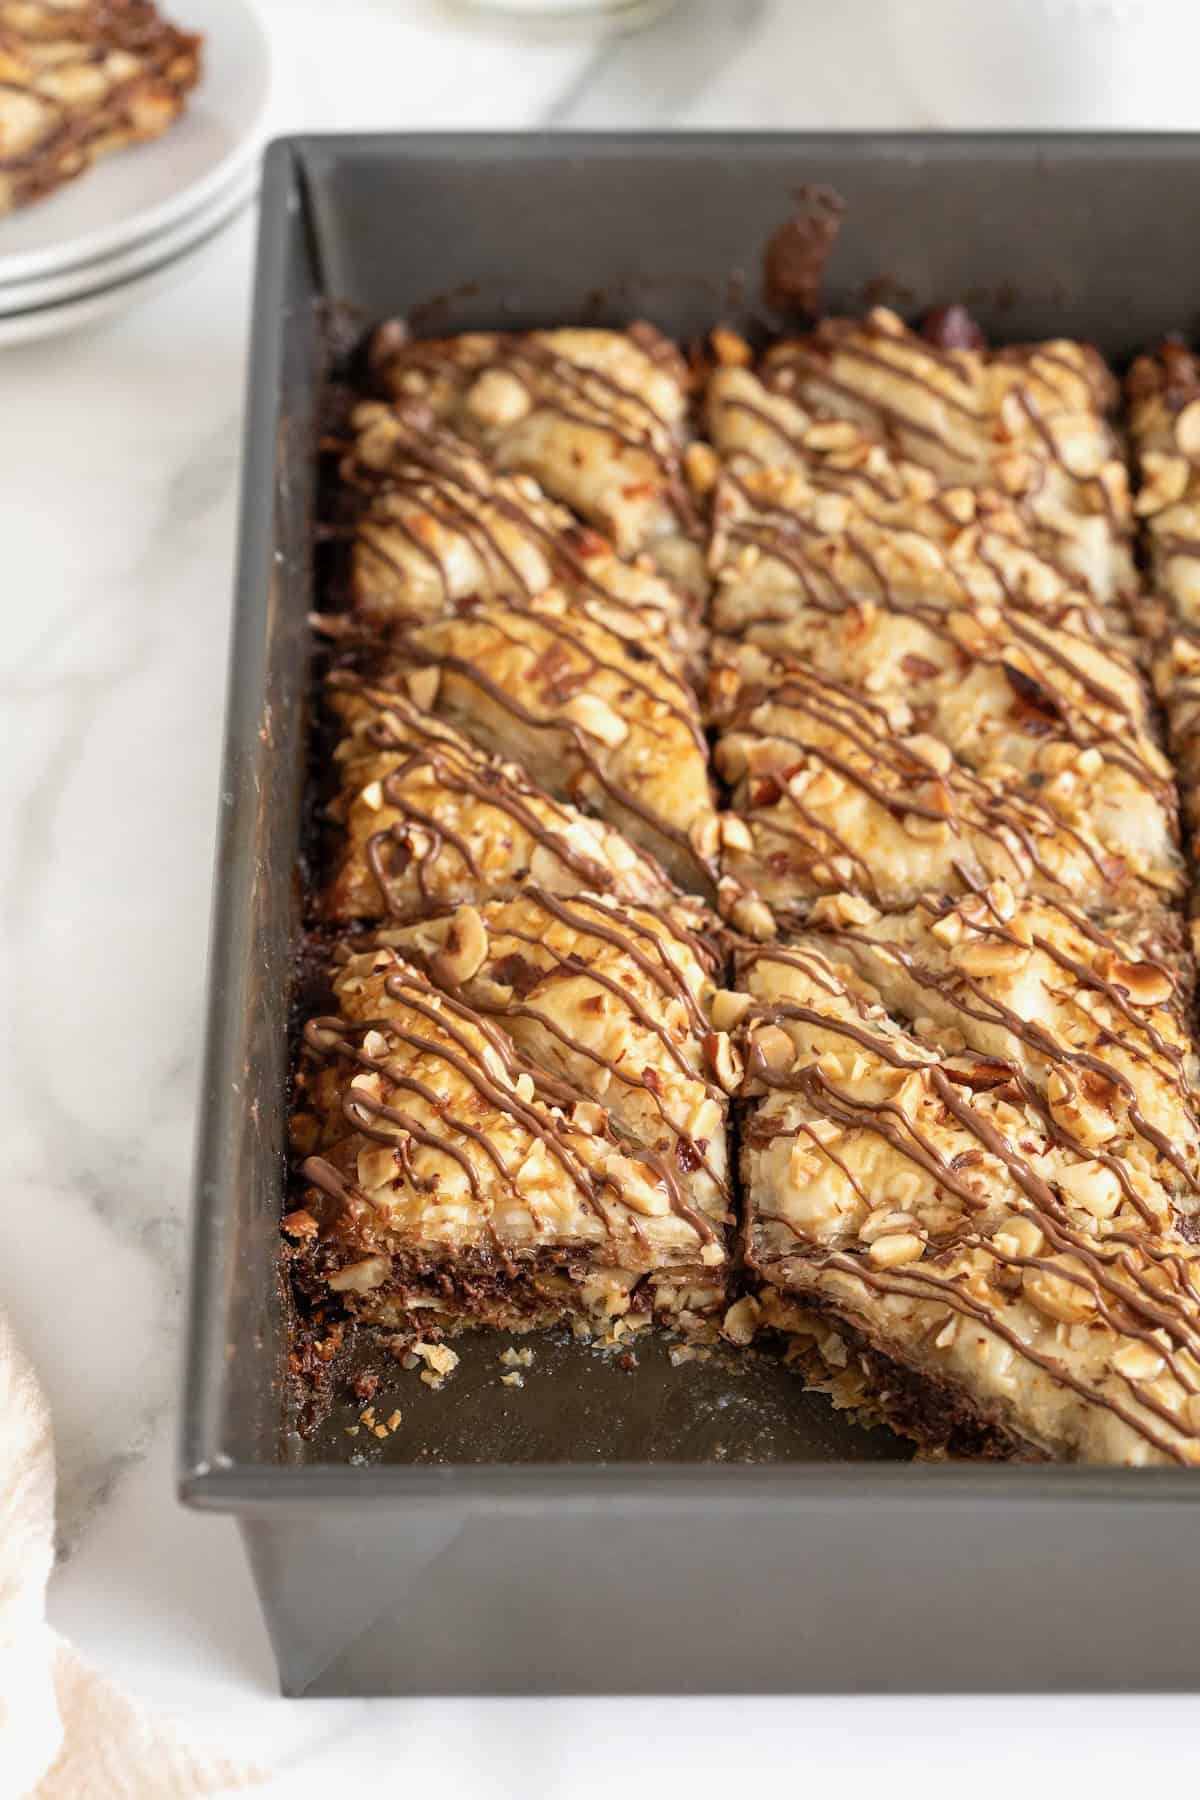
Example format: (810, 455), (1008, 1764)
(288, 304), (1200, 1467)
(297, 954), (723, 1256)
(381, 888), (733, 1226)
(740, 940), (1200, 1464)
(323, 671), (677, 920)
(717, 656), (1140, 921)
(374, 325), (702, 545)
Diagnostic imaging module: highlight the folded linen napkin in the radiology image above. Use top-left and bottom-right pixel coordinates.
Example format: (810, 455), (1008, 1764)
(0, 1309), (260, 1798)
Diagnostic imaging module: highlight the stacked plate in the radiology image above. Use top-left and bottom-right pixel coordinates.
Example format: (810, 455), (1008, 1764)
(0, 0), (272, 347)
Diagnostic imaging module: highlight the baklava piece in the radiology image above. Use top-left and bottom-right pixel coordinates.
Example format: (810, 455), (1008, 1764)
(0, 0), (201, 215)
(1128, 341), (1200, 625)
(373, 887), (735, 1235)
(707, 475), (1179, 906)
(709, 459), (1137, 656)
(372, 591), (721, 894)
(711, 648), (1180, 939)
(322, 672), (679, 923)
(735, 932), (1200, 1466)
(708, 308), (1135, 608)
(800, 886), (1199, 1203)
(288, 949), (730, 1337)
(345, 400), (704, 678)
(1128, 343), (1200, 858)
(370, 323), (706, 591)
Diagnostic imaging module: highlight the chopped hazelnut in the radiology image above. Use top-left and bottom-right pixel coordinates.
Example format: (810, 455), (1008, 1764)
(562, 692), (629, 748)
(466, 367), (532, 428)
(722, 1295), (761, 1345)
(952, 938), (1031, 978)
(1109, 959), (1173, 1009)
(1111, 1342), (1166, 1383)
(718, 812), (755, 853)
(406, 666), (441, 712)
(1174, 397), (1200, 459)
(1022, 1260), (1097, 1325)
(868, 1232), (925, 1269)
(711, 326), (753, 367)
(685, 442), (720, 498)
(750, 1023), (794, 1072)
(430, 904), (489, 987)
(710, 987), (752, 1032)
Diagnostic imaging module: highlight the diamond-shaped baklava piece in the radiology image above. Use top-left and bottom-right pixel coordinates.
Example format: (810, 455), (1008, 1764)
(707, 479), (1178, 887)
(713, 308), (1134, 606)
(712, 650), (1179, 937)
(797, 885), (1200, 1216)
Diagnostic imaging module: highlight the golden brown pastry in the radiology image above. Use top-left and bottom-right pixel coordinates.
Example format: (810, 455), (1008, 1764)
(321, 673), (680, 922)
(0, 0), (200, 215)
(288, 948), (731, 1337)
(735, 932), (1200, 1466)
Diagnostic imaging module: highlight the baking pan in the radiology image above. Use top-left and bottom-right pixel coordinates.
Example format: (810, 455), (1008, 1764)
(181, 133), (1200, 1696)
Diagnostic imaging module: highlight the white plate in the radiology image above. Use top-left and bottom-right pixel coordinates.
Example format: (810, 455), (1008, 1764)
(0, 0), (271, 284)
(0, 160), (258, 313)
(0, 183), (254, 347)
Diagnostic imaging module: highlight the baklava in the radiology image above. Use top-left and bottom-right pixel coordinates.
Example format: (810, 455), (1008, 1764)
(290, 312), (1200, 1466)
(289, 943), (733, 1337)
(1128, 343), (1200, 863)
(0, 0), (201, 215)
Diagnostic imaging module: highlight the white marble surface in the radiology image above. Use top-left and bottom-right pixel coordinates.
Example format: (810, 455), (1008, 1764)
(5, 1), (1200, 1792)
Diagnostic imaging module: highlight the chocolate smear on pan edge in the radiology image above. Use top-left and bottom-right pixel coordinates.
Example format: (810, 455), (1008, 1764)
(762, 185), (847, 316)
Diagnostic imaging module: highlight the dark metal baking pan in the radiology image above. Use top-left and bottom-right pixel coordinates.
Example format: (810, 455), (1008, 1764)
(181, 133), (1200, 1696)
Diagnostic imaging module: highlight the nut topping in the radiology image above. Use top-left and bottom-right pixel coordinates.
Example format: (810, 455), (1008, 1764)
(430, 905), (489, 987)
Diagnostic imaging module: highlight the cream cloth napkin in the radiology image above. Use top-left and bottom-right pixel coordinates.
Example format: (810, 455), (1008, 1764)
(0, 1310), (261, 1799)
